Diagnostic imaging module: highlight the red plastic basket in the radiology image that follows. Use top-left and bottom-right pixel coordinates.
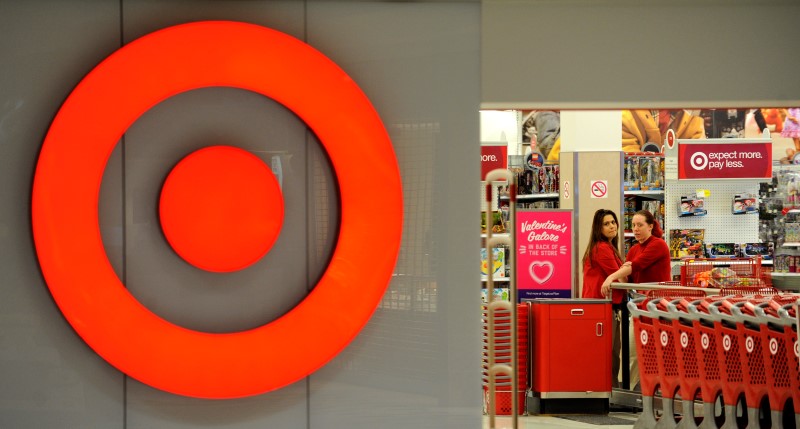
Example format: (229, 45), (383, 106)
(482, 303), (530, 394)
(483, 388), (526, 416)
(679, 258), (771, 288)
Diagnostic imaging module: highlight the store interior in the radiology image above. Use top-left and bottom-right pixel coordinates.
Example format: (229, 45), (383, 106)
(479, 108), (800, 426)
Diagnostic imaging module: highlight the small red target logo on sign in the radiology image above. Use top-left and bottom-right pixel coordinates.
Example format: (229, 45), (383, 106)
(666, 129), (675, 150)
(32, 21), (403, 399)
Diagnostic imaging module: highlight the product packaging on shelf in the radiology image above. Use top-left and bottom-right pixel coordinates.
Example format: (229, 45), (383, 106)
(481, 247), (507, 278)
(679, 196), (707, 217)
(639, 156), (662, 190)
(739, 242), (774, 260)
(786, 223), (800, 243)
(732, 194), (758, 214)
(623, 156), (640, 191)
(704, 243), (736, 258)
(481, 287), (510, 303)
(669, 229), (705, 259)
(623, 197), (636, 231)
(514, 164), (560, 196)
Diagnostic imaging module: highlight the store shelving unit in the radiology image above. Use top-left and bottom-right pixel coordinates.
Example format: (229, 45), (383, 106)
(622, 153), (665, 257)
(505, 193), (559, 201)
(623, 190), (664, 197)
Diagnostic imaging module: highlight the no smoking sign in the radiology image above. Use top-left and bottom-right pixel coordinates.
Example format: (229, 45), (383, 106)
(590, 180), (608, 199)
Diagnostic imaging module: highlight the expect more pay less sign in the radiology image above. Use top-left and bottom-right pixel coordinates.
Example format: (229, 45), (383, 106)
(678, 141), (772, 180)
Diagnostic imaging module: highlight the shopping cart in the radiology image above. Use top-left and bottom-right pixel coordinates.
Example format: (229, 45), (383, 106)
(747, 296), (800, 428)
(629, 296), (673, 429)
(705, 295), (774, 429)
(686, 296), (731, 429)
(646, 297), (700, 429)
(647, 282), (709, 299)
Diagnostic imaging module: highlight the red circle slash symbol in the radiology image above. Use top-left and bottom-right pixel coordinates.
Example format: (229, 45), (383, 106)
(591, 181), (607, 198)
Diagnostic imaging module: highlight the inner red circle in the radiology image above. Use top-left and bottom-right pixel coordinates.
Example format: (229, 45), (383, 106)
(159, 145), (284, 272)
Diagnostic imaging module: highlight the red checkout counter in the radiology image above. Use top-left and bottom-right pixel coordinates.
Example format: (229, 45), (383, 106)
(526, 299), (613, 414)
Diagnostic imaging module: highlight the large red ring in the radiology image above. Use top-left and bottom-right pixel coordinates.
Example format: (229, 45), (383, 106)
(32, 21), (403, 398)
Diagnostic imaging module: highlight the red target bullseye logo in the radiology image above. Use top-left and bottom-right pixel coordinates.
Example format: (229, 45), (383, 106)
(159, 145), (284, 273)
(31, 21), (403, 399)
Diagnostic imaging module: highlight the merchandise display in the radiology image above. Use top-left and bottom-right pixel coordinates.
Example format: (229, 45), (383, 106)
(624, 153), (663, 191)
(758, 165), (800, 274)
(668, 229), (705, 259)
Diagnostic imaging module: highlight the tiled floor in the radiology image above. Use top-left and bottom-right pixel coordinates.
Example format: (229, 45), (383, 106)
(483, 412), (638, 429)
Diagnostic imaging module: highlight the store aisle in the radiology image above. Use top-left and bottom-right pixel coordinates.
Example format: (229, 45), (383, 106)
(483, 412), (637, 429)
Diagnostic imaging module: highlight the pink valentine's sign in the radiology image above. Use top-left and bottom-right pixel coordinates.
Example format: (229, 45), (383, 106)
(516, 210), (573, 300)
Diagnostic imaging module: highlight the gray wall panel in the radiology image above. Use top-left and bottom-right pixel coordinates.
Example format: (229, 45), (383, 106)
(1, 0), (480, 428)
(121, 0), (305, 43)
(307, 2), (481, 428)
(0, 1), (125, 428)
(482, 0), (800, 108)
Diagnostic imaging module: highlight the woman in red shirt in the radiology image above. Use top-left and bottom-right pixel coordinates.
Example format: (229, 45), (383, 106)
(601, 209), (671, 293)
(582, 209), (624, 301)
(582, 209), (625, 386)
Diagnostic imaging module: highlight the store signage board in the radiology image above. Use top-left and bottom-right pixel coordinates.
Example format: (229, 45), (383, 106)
(677, 139), (772, 180)
(481, 143), (507, 180)
(663, 129), (679, 180)
(516, 209), (572, 300)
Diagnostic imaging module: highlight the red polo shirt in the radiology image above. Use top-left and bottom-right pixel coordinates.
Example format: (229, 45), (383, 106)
(582, 241), (624, 304)
(627, 235), (671, 283)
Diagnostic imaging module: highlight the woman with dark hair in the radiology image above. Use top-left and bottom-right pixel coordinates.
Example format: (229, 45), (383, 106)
(582, 209), (625, 386)
(582, 209), (624, 301)
(601, 209), (671, 294)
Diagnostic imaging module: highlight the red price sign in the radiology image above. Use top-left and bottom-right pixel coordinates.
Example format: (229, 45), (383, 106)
(678, 142), (771, 180)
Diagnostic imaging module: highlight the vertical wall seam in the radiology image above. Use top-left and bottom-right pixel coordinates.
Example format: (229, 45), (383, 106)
(304, 2), (312, 427)
(119, 0), (127, 427)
